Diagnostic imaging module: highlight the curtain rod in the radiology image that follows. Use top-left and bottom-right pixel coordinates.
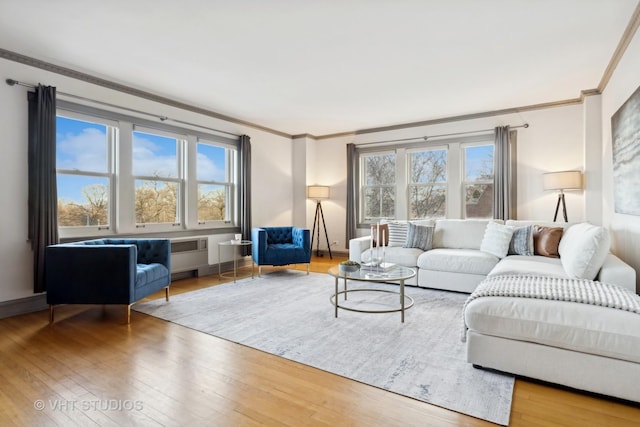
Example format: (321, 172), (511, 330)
(355, 123), (529, 147)
(5, 78), (241, 138)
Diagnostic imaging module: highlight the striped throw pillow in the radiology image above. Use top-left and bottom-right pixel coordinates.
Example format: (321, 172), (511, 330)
(387, 221), (409, 247)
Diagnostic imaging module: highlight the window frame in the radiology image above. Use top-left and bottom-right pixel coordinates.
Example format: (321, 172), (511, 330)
(461, 141), (495, 219)
(359, 150), (397, 223)
(55, 100), (241, 238)
(406, 145), (449, 220)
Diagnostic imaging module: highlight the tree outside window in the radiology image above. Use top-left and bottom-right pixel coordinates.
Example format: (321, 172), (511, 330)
(362, 153), (396, 220)
(408, 149), (447, 219)
(464, 144), (494, 218)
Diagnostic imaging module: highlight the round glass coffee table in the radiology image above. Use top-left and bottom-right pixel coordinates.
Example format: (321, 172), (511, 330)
(327, 265), (416, 322)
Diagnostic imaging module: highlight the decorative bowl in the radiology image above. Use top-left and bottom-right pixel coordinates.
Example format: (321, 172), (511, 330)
(339, 261), (360, 273)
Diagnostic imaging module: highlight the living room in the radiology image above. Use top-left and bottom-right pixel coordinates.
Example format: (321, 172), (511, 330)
(1, 1), (640, 425)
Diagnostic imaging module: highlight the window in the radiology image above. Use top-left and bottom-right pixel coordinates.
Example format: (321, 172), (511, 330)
(463, 144), (494, 219)
(56, 115), (115, 232)
(361, 152), (396, 221)
(55, 100), (242, 237)
(132, 128), (182, 227)
(196, 140), (235, 223)
(356, 136), (495, 224)
(408, 148), (447, 219)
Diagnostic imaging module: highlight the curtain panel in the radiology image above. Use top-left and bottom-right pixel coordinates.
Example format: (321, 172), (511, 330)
(239, 135), (252, 256)
(493, 126), (517, 220)
(28, 85), (59, 293)
(345, 143), (357, 248)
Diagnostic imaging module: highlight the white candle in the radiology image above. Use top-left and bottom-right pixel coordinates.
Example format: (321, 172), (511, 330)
(370, 225), (374, 253)
(377, 222), (380, 250)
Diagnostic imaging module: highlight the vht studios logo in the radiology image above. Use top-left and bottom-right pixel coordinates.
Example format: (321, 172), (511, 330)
(34, 399), (144, 411)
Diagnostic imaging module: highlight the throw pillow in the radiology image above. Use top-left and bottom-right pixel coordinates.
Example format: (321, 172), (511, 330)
(533, 225), (563, 258)
(558, 222), (611, 280)
(508, 225), (534, 256)
(403, 223), (434, 251)
(387, 221), (409, 247)
(370, 224), (389, 247)
(480, 222), (514, 258)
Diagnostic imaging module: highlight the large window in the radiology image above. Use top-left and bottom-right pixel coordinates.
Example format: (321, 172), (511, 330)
(55, 102), (241, 237)
(56, 115), (114, 231)
(132, 128), (182, 227)
(408, 148), (447, 219)
(361, 152), (396, 221)
(357, 136), (495, 223)
(463, 144), (494, 219)
(196, 140), (235, 223)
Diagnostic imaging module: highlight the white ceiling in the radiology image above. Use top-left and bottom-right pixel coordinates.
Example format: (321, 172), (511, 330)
(1, 0), (638, 136)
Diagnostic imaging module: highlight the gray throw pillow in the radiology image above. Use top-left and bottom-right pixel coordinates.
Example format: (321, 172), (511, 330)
(508, 225), (534, 256)
(403, 223), (434, 251)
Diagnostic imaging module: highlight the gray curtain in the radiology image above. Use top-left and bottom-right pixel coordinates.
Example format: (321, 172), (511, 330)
(493, 126), (517, 220)
(28, 85), (59, 293)
(239, 135), (252, 256)
(345, 143), (357, 248)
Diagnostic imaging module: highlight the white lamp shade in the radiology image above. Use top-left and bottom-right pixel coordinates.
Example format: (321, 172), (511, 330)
(307, 185), (330, 199)
(543, 170), (582, 191)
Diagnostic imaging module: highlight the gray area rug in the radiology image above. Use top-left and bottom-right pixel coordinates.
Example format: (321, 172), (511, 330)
(134, 270), (513, 425)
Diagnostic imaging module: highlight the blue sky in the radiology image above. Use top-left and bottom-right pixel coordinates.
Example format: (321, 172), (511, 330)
(56, 116), (227, 204)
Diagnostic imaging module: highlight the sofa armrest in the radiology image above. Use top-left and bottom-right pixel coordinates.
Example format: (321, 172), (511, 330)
(349, 236), (372, 263)
(136, 239), (171, 270)
(45, 244), (137, 304)
(292, 227), (311, 258)
(597, 253), (637, 293)
(252, 228), (267, 264)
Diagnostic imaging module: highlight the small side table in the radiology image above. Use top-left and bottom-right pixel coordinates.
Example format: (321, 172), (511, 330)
(218, 240), (254, 282)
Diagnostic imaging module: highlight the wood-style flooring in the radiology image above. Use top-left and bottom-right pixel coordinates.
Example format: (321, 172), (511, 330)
(0, 255), (639, 426)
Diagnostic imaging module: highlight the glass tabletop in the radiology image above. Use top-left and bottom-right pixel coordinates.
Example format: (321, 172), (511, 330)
(328, 265), (416, 281)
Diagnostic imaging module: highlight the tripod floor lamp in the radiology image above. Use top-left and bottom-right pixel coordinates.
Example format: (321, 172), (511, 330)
(308, 185), (332, 259)
(543, 170), (582, 222)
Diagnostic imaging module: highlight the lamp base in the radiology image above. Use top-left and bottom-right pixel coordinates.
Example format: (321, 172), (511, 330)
(553, 192), (568, 222)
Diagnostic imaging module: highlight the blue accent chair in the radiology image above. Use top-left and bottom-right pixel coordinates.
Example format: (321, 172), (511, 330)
(252, 227), (311, 275)
(45, 238), (171, 323)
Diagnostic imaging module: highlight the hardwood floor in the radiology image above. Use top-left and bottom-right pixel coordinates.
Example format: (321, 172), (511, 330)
(1, 255), (638, 426)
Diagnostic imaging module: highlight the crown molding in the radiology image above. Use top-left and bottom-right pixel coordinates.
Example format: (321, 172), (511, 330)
(0, 48), (293, 139)
(598, 1), (640, 92)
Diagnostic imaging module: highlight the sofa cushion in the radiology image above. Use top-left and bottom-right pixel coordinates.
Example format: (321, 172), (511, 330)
(403, 223), (434, 251)
(418, 248), (499, 275)
(533, 225), (563, 258)
(480, 222), (514, 258)
(432, 219), (491, 250)
(488, 255), (568, 278)
(363, 246), (423, 268)
(558, 222), (611, 280)
(464, 296), (640, 364)
(508, 225), (534, 256)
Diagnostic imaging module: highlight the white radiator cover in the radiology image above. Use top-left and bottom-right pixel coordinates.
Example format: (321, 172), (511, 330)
(170, 236), (209, 274)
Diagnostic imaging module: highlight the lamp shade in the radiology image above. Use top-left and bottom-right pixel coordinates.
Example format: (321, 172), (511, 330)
(543, 170), (582, 191)
(307, 185), (330, 200)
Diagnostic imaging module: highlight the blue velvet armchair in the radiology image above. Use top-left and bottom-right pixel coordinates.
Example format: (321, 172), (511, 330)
(45, 238), (171, 323)
(252, 227), (311, 275)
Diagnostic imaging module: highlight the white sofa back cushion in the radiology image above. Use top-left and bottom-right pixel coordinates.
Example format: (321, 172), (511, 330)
(558, 222), (611, 280)
(433, 219), (492, 250)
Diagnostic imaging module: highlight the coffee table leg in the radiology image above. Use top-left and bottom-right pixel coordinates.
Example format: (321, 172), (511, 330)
(400, 279), (405, 323)
(343, 277), (348, 300)
(334, 277), (338, 318)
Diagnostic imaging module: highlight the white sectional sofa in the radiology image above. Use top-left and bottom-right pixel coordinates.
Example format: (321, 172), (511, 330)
(349, 219), (636, 292)
(349, 219), (640, 403)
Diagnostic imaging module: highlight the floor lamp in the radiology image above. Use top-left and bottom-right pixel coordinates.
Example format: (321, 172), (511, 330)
(543, 170), (582, 222)
(308, 185), (332, 259)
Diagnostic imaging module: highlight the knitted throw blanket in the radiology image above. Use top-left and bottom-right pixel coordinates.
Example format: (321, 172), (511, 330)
(461, 274), (640, 342)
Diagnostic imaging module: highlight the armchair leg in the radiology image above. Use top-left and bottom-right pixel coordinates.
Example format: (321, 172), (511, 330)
(307, 263), (310, 275)
(165, 286), (170, 301)
(126, 304), (132, 324)
(258, 266), (262, 277)
(49, 305), (54, 324)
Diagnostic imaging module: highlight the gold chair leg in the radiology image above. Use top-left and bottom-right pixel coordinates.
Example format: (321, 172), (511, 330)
(307, 263), (310, 275)
(258, 266), (262, 277)
(49, 305), (54, 324)
(165, 287), (170, 301)
(126, 304), (132, 324)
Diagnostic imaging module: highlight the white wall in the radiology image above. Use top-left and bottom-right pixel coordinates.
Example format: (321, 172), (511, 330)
(313, 104), (588, 252)
(0, 58), (294, 303)
(601, 25), (640, 292)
